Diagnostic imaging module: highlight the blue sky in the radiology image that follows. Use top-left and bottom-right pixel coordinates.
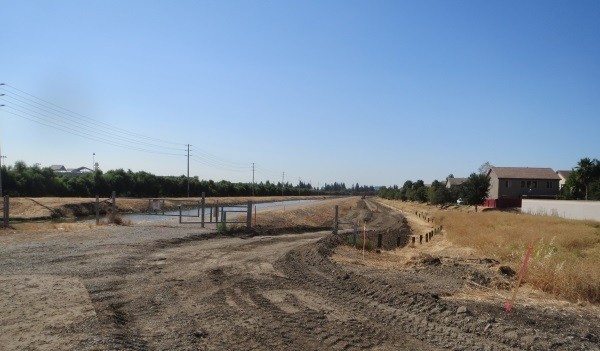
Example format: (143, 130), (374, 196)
(1, 0), (598, 187)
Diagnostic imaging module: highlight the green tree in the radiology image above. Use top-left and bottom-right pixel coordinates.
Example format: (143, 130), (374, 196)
(461, 173), (490, 211)
(427, 180), (451, 206)
(574, 157), (599, 200)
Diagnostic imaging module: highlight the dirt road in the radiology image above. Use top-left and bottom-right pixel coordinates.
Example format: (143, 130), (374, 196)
(0, 225), (434, 350)
(1, 198), (598, 350)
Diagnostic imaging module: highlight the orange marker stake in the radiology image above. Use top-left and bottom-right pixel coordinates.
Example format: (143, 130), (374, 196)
(505, 243), (534, 312)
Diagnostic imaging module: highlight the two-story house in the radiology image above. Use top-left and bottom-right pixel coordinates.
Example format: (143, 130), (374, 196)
(484, 167), (561, 208)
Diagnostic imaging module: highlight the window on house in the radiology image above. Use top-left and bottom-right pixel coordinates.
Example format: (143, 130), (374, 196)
(505, 180), (509, 188)
(532, 181), (537, 188)
(546, 181), (552, 188)
(526, 181), (531, 188)
(521, 181), (525, 188)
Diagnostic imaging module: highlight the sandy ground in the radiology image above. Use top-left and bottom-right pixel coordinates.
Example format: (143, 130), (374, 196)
(0, 275), (97, 350)
(1, 197), (598, 350)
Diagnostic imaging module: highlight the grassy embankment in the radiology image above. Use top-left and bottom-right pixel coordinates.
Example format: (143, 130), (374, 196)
(378, 199), (600, 304)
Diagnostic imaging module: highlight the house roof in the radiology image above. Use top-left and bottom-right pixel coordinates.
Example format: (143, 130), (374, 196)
(50, 165), (67, 171)
(556, 170), (572, 180)
(488, 167), (561, 180)
(446, 177), (467, 186)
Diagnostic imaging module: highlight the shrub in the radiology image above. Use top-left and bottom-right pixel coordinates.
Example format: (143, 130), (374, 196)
(347, 235), (374, 251)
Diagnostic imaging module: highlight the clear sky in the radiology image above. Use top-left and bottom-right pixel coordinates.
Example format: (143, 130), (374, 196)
(1, 0), (599, 187)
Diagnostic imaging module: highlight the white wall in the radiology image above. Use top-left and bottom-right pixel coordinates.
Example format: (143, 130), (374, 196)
(521, 199), (600, 221)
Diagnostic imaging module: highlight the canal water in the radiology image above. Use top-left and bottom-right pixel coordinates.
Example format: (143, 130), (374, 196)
(90, 199), (321, 224)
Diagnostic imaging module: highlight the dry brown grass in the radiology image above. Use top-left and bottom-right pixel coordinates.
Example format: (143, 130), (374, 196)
(255, 197), (358, 228)
(380, 199), (600, 304)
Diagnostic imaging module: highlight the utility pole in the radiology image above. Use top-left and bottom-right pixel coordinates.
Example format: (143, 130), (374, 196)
(252, 162), (255, 196)
(0, 104), (5, 197)
(282, 172), (285, 196)
(0, 147), (5, 196)
(186, 144), (191, 197)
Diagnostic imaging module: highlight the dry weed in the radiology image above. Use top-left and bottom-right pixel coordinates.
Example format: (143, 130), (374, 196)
(437, 210), (600, 303)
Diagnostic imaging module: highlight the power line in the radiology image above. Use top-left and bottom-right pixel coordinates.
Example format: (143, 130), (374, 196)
(190, 156), (250, 172)
(0, 96), (183, 152)
(0, 108), (182, 156)
(1, 84), (316, 185)
(0, 83), (182, 146)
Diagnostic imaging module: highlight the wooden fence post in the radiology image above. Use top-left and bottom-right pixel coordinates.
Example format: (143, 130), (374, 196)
(95, 195), (99, 225)
(333, 205), (339, 235)
(3, 196), (8, 227)
(110, 191), (116, 223)
(246, 201), (252, 228)
(201, 192), (205, 228)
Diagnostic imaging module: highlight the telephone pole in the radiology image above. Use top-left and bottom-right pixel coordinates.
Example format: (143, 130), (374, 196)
(282, 172), (285, 196)
(0, 147), (6, 197)
(252, 163), (255, 196)
(186, 144), (191, 197)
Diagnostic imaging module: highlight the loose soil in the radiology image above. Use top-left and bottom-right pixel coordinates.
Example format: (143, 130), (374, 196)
(0, 197), (598, 350)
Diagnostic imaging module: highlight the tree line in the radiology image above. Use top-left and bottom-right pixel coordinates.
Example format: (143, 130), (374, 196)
(378, 173), (490, 208)
(0, 161), (374, 198)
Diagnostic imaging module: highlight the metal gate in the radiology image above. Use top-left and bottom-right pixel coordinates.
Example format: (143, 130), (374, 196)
(148, 193), (253, 228)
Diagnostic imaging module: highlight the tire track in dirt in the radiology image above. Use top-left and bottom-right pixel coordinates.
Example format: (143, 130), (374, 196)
(278, 237), (522, 351)
(81, 232), (223, 350)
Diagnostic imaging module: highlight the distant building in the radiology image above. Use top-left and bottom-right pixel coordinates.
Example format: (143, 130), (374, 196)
(50, 165), (67, 172)
(50, 165), (94, 177)
(556, 170), (572, 190)
(445, 177), (467, 188)
(485, 167), (560, 208)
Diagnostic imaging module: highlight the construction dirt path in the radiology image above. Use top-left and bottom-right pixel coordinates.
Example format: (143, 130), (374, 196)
(1, 197), (598, 350)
